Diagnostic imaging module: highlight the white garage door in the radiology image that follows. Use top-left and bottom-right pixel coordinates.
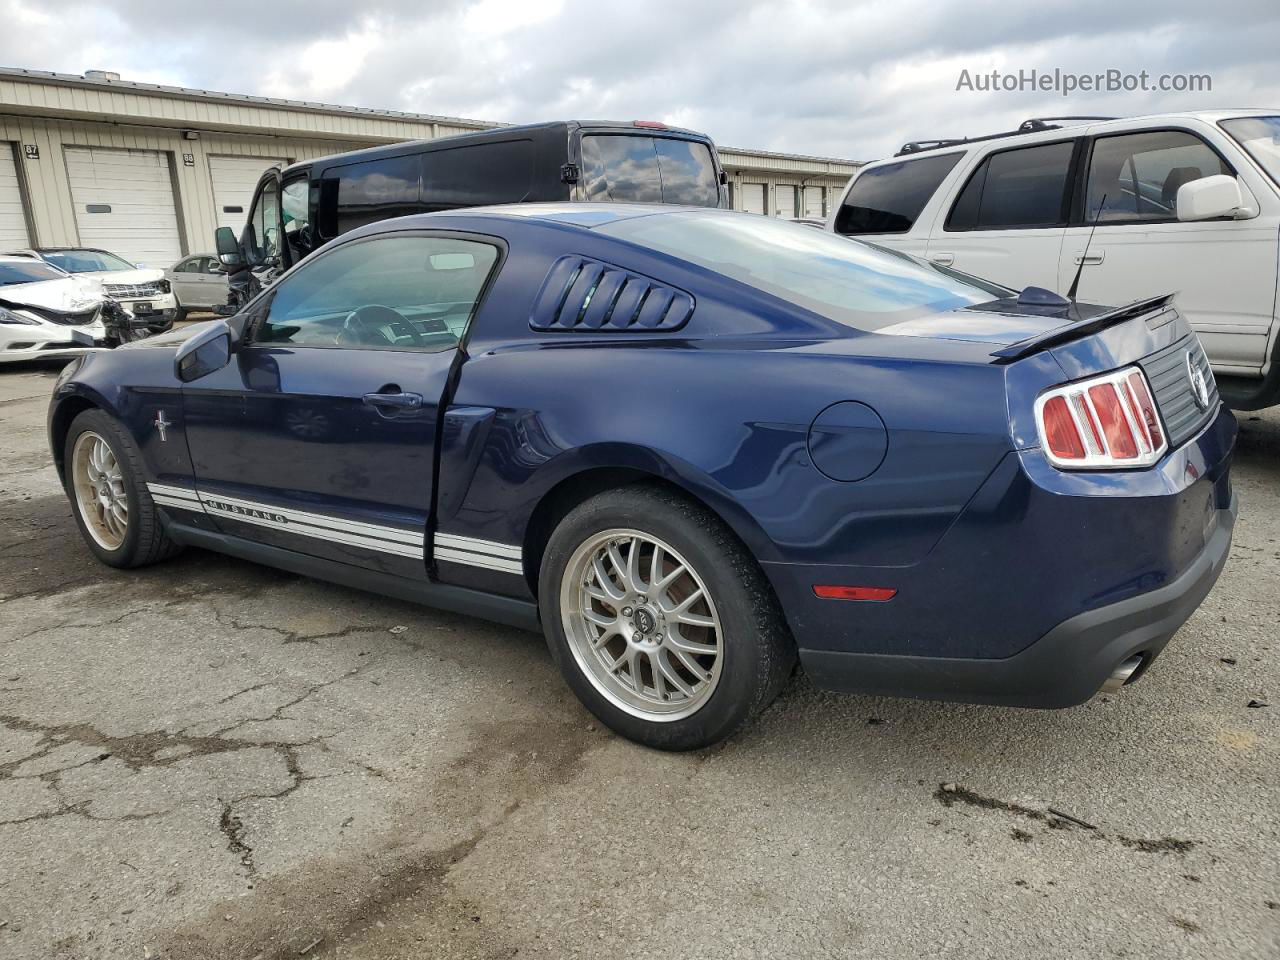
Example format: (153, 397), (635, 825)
(209, 155), (285, 232)
(0, 144), (30, 248)
(66, 147), (183, 268)
(740, 183), (767, 215)
(775, 184), (797, 218)
(803, 185), (825, 219)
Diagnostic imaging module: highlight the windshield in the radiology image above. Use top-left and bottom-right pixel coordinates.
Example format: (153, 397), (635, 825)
(580, 135), (721, 207)
(40, 249), (134, 273)
(0, 260), (68, 286)
(596, 211), (999, 330)
(1221, 116), (1280, 186)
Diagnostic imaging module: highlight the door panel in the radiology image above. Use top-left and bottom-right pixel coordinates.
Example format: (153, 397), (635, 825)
(180, 232), (502, 578)
(929, 228), (1066, 289)
(1059, 128), (1279, 375)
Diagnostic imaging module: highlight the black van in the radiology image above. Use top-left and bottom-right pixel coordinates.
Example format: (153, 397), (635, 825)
(215, 120), (728, 301)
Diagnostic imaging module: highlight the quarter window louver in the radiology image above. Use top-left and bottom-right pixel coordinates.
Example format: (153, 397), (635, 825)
(529, 256), (694, 332)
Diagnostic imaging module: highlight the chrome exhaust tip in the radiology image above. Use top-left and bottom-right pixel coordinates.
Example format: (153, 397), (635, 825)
(1101, 655), (1144, 694)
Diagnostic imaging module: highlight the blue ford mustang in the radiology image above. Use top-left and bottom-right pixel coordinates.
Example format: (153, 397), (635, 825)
(48, 205), (1237, 749)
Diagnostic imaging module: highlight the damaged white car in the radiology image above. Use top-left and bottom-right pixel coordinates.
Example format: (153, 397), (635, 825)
(0, 255), (115, 363)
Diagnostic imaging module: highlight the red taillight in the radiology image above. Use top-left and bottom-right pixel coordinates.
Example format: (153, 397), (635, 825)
(813, 586), (897, 602)
(1041, 395), (1085, 460)
(1034, 366), (1167, 470)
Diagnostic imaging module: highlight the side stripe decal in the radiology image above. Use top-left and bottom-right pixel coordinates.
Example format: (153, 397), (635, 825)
(145, 482), (424, 560)
(145, 483), (525, 575)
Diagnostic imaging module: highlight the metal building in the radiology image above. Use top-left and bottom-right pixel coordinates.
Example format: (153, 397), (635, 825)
(0, 67), (861, 265)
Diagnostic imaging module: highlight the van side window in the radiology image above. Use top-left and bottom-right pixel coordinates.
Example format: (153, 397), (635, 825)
(422, 140), (534, 210)
(335, 155), (421, 234)
(833, 153), (962, 235)
(1085, 131), (1231, 223)
(946, 141), (1075, 231)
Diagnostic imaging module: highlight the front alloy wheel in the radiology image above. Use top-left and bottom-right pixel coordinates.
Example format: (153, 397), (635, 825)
(561, 529), (723, 721)
(71, 431), (129, 550)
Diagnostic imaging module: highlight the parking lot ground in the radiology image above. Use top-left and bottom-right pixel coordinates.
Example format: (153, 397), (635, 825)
(0, 360), (1276, 960)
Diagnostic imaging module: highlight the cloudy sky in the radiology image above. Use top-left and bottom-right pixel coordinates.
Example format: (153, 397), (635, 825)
(2, 0), (1278, 161)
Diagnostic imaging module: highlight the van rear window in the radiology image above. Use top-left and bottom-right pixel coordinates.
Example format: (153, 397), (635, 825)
(833, 153), (962, 235)
(580, 135), (720, 207)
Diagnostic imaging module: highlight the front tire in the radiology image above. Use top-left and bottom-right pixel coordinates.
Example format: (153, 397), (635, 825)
(540, 486), (794, 750)
(64, 409), (182, 568)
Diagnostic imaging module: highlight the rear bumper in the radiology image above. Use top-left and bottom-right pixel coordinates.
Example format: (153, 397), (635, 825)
(801, 489), (1236, 707)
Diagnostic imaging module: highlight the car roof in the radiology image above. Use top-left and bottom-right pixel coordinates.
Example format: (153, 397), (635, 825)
(873, 108), (1280, 165)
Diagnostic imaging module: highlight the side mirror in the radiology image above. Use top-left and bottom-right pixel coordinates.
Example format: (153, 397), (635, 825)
(214, 226), (244, 267)
(1177, 175), (1243, 221)
(175, 319), (233, 382)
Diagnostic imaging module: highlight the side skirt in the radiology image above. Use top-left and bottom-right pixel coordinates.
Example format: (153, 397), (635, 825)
(167, 522), (541, 634)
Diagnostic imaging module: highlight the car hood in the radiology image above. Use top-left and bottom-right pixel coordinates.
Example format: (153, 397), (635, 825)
(77, 268), (164, 284)
(874, 297), (1123, 347)
(0, 275), (105, 311)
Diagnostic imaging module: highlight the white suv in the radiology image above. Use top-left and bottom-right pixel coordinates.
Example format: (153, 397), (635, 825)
(828, 112), (1280, 409)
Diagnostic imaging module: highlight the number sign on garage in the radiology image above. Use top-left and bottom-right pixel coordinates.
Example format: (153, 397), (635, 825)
(209, 155), (286, 232)
(65, 146), (183, 267)
(0, 143), (31, 248)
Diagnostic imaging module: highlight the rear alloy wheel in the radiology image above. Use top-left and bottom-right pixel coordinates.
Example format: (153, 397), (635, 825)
(541, 486), (794, 750)
(561, 529), (724, 721)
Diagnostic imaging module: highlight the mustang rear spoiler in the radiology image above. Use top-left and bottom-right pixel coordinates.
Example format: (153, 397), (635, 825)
(990, 294), (1175, 363)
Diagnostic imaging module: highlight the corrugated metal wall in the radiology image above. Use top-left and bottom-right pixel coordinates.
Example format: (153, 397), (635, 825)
(0, 114), (361, 256)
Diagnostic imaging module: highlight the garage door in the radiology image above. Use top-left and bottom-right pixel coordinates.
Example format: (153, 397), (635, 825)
(803, 185), (825, 219)
(66, 147), (183, 268)
(0, 144), (30, 248)
(741, 183), (767, 215)
(775, 184), (797, 219)
(209, 155), (286, 232)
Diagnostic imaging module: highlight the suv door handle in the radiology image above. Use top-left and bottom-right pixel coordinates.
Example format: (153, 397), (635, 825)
(363, 390), (423, 410)
(1074, 251), (1105, 265)
(929, 252), (955, 266)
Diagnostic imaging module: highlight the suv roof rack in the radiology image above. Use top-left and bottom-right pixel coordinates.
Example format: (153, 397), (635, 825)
(895, 116), (1119, 157)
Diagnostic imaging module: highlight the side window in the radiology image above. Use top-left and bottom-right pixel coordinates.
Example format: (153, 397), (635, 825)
(1086, 131), (1231, 222)
(833, 153), (962, 235)
(253, 235), (499, 353)
(249, 179), (281, 262)
(653, 139), (720, 207)
(281, 176), (313, 261)
(334, 155), (421, 234)
(174, 257), (197, 273)
(422, 140), (535, 210)
(946, 141), (1075, 231)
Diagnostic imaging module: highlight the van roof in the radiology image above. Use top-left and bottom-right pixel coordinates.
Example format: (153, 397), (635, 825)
(279, 119), (718, 178)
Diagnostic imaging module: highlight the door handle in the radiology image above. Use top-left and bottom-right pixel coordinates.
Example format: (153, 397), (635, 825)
(1074, 251), (1105, 265)
(363, 390), (423, 410)
(929, 252), (955, 266)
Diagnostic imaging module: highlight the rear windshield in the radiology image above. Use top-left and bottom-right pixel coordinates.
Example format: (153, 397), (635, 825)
(0, 260), (67, 285)
(833, 152), (963, 235)
(580, 135), (720, 207)
(597, 211), (999, 330)
(39, 249), (134, 273)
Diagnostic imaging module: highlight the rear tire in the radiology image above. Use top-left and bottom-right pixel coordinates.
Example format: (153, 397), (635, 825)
(540, 485), (794, 750)
(63, 409), (182, 569)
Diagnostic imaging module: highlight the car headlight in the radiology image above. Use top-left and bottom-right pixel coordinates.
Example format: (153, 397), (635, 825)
(0, 306), (39, 325)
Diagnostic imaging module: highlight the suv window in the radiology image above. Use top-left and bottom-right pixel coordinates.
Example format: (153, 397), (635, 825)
(833, 153), (962, 235)
(580, 135), (719, 207)
(254, 235), (499, 352)
(947, 141), (1075, 231)
(1086, 130), (1231, 222)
